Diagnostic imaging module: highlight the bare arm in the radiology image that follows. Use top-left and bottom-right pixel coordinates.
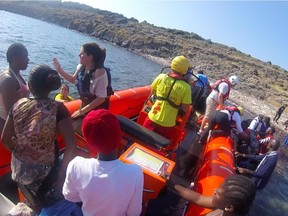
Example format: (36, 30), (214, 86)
(175, 185), (214, 209)
(72, 97), (106, 118)
(53, 58), (79, 84)
(1, 75), (19, 117)
(1, 115), (16, 152)
(217, 93), (224, 107)
(180, 103), (190, 113)
(57, 117), (77, 177)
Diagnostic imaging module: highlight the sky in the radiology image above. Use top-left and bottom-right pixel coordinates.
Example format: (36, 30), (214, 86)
(63, 0), (288, 71)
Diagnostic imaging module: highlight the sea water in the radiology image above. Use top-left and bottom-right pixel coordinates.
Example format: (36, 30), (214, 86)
(0, 10), (287, 216)
(0, 10), (162, 94)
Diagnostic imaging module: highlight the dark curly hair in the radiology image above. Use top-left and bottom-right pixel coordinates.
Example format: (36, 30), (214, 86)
(29, 65), (61, 94)
(221, 174), (256, 215)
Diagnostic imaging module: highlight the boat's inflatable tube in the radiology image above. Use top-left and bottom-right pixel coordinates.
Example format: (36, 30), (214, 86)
(64, 85), (151, 119)
(0, 138), (11, 176)
(185, 136), (235, 216)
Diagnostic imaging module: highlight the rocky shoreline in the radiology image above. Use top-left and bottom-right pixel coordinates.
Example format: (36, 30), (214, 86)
(0, 1), (287, 108)
(143, 54), (288, 142)
(1, 1), (286, 141)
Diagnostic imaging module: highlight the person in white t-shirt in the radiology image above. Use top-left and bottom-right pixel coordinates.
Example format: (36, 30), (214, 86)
(248, 114), (264, 132)
(63, 109), (144, 216)
(198, 75), (240, 135)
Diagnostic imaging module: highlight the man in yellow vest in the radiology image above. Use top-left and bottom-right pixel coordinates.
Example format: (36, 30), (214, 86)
(143, 56), (192, 141)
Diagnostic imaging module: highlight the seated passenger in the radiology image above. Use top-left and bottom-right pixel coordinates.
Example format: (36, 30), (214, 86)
(63, 109), (144, 216)
(236, 139), (280, 190)
(173, 174), (256, 216)
(143, 56), (192, 141)
(55, 83), (74, 102)
(53, 42), (113, 119)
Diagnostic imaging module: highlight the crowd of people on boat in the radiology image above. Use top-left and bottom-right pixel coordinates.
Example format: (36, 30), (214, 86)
(0, 42), (140, 215)
(0, 42), (285, 216)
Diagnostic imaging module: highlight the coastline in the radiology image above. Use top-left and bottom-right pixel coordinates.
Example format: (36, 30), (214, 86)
(143, 54), (288, 142)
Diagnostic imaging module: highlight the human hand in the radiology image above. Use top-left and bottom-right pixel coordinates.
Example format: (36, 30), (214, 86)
(240, 131), (249, 139)
(237, 167), (249, 174)
(159, 171), (170, 181)
(53, 58), (62, 72)
(72, 110), (82, 119)
(235, 152), (244, 158)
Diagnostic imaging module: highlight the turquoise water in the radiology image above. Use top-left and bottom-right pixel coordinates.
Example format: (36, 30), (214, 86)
(0, 10), (287, 216)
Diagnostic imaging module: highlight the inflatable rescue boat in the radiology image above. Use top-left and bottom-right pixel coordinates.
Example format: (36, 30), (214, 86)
(0, 84), (236, 216)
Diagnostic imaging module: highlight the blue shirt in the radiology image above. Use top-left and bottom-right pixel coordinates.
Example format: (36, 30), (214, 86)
(196, 74), (209, 87)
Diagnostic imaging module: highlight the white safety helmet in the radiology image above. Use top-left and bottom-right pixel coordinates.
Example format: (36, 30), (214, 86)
(229, 75), (240, 85)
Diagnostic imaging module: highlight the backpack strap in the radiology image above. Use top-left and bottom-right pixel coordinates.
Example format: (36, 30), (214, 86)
(104, 67), (114, 97)
(155, 76), (181, 109)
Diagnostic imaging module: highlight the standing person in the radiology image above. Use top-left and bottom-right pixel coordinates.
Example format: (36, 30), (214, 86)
(55, 83), (74, 102)
(63, 109), (144, 216)
(273, 105), (287, 123)
(257, 126), (275, 154)
(248, 114), (264, 132)
(1, 65), (79, 214)
(0, 43), (30, 128)
(170, 174), (256, 216)
(0, 43), (30, 202)
(198, 75), (240, 135)
(236, 139), (280, 190)
(53, 42), (113, 119)
(143, 55), (192, 141)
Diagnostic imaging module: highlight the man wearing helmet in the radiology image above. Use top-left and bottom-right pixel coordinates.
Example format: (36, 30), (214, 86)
(143, 56), (192, 141)
(198, 75), (240, 135)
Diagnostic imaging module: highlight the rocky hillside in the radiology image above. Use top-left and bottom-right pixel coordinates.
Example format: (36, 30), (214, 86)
(1, 1), (287, 107)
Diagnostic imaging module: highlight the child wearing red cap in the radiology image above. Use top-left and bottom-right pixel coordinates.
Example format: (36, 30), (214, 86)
(63, 109), (144, 216)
